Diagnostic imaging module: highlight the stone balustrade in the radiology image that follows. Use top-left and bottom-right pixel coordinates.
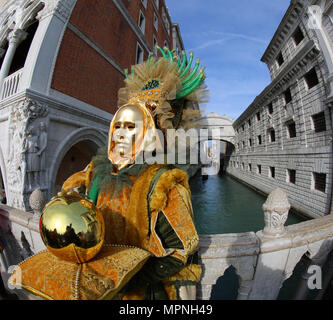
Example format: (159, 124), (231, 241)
(0, 188), (333, 300)
(0, 68), (23, 100)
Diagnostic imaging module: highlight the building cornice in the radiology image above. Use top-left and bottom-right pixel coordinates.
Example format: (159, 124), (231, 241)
(172, 23), (185, 50)
(261, 0), (305, 64)
(235, 40), (320, 127)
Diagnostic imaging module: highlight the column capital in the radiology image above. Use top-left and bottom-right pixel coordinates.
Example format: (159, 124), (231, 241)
(36, 0), (76, 23)
(7, 29), (28, 46)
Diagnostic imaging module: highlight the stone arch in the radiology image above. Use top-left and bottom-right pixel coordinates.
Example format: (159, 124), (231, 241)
(19, 1), (45, 30)
(48, 127), (107, 198)
(198, 112), (236, 147)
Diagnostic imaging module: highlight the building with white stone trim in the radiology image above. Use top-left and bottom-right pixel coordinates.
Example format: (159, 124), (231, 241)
(227, 0), (333, 219)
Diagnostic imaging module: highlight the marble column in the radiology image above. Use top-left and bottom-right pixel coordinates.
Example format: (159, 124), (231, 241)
(0, 29), (27, 91)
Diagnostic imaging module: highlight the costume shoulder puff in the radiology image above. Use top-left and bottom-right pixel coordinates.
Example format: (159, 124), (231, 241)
(149, 168), (191, 213)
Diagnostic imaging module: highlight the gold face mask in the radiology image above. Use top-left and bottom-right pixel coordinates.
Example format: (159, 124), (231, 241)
(108, 103), (158, 170)
(112, 106), (144, 157)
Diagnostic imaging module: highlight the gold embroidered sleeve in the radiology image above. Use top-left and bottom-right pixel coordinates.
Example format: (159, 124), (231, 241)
(149, 184), (199, 264)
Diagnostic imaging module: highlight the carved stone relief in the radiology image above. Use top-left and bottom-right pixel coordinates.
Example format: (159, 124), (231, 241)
(6, 98), (48, 210)
(36, 0), (77, 22)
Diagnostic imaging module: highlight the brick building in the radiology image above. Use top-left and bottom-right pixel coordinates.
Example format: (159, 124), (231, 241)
(227, 0), (333, 218)
(0, 0), (185, 210)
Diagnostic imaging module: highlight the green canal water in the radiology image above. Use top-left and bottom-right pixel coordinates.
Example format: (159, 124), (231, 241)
(189, 173), (307, 300)
(190, 173), (304, 235)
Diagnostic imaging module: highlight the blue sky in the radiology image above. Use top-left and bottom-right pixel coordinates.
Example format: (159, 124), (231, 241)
(166, 0), (290, 120)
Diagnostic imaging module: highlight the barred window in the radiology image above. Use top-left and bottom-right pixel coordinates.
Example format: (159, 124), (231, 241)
(312, 112), (326, 133)
(288, 169), (296, 184)
(258, 135), (262, 145)
(284, 88), (292, 104)
(305, 68), (319, 89)
(313, 172), (326, 193)
(269, 129), (276, 143)
(292, 26), (304, 46)
(277, 52), (284, 67)
(270, 167), (275, 178)
(288, 121), (297, 138)
(248, 164), (252, 172)
(257, 165), (262, 175)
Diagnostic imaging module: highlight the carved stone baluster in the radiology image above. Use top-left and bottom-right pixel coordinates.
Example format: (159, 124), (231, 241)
(29, 189), (46, 222)
(262, 188), (290, 237)
(248, 188), (291, 300)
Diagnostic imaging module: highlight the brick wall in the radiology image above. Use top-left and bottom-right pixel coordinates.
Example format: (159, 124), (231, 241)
(51, 0), (174, 114)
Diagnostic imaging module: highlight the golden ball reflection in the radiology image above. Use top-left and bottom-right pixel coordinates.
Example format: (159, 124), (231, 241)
(40, 192), (105, 263)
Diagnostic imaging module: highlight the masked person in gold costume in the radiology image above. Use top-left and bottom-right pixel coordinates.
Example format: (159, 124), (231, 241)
(60, 48), (208, 300)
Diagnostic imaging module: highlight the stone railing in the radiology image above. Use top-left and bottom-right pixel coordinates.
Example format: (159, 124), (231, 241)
(0, 188), (333, 300)
(1, 68), (23, 100)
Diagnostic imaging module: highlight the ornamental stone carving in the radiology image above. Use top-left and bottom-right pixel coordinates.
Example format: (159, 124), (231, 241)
(6, 98), (49, 210)
(262, 188), (290, 237)
(36, 0), (77, 22)
(7, 28), (27, 46)
(29, 188), (46, 221)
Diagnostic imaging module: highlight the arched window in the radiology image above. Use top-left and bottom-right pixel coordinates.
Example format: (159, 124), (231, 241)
(8, 19), (39, 75)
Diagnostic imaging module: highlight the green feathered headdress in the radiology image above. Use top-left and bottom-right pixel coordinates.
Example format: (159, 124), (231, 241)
(117, 47), (209, 131)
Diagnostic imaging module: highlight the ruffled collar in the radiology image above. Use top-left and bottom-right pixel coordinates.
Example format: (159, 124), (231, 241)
(90, 146), (148, 197)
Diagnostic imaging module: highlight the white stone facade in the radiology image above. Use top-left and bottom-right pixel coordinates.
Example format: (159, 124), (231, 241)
(227, 0), (333, 218)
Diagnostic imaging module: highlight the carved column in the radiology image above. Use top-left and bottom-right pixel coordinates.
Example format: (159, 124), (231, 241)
(0, 29), (27, 90)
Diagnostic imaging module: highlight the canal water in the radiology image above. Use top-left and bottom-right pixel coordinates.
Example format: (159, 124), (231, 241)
(190, 173), (304, 235)
(189, 172), (307, 300)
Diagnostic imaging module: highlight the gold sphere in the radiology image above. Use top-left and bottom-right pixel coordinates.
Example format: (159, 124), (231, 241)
(40, 191), (105, 263)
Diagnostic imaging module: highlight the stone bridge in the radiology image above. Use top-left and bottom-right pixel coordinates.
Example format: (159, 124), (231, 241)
(1, 188), (333, 300)
(198, 112), (235, 146)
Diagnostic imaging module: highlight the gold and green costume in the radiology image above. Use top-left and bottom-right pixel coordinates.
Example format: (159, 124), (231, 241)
(62, 150), (202, 300)
(10, 48), (208, 300)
